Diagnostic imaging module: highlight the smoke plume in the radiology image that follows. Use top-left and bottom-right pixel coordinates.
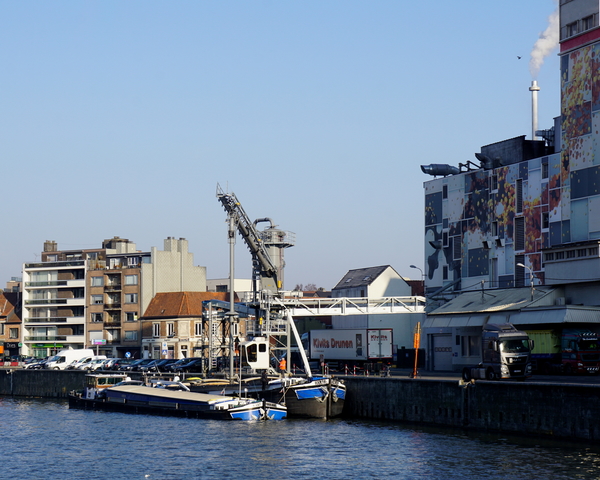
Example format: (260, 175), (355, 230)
(529, 4), (559, 78)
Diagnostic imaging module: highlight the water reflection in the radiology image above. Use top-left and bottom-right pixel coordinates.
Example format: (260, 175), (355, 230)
(1, 398), (599, 479)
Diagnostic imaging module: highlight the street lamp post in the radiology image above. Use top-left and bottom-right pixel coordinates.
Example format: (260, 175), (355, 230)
(409, 264), (424, 279)
(516, 262), (534, 301)
(410, 265), (425, 294)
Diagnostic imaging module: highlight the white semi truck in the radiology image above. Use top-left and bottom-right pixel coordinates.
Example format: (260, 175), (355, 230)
(462, 324), (533, 381)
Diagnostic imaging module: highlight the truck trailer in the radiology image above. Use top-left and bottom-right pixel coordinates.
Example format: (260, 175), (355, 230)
(303, 329), (393, 367)
(462, 324), (533, 381)
(525, 329), (600, 375)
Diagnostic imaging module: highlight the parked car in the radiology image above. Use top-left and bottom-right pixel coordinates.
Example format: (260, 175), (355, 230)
(89, 358), (112, 371)
(141, 359), (178, 372)
(72, 355), (107, 371)
(137, 360), (159, 372)
(165, 358), (191, 372)
(24, 358), (47, 369)
(171, 358), (204, 373)
(112, 359), (134, 371)
(101, 358), (121, 370)
(121, 358), (153, 372)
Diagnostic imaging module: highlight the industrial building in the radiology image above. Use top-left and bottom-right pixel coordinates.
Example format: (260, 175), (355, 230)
(420, 0), (600, 371)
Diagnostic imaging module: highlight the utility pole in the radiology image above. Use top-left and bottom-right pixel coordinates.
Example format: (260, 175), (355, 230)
(228, 213), (237, 380)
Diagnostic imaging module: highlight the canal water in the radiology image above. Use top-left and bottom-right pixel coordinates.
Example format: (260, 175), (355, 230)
(2, 397), (600, 480)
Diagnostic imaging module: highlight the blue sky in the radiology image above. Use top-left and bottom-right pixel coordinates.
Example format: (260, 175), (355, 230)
(1, 1), (560, 290)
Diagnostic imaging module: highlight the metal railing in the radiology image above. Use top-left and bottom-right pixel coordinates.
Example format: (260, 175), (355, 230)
(277, 296), (426, 317)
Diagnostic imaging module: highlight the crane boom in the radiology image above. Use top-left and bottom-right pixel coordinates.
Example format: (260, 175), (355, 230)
(216, 184), (280, 293)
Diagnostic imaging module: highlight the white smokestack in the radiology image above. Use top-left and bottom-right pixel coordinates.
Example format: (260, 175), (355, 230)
(529, 4), (559, 78)
(529, 81), (540, 140)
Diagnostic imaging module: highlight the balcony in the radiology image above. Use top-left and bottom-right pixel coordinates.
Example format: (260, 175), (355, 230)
(105, 303), (122, 310)
(105, 320), (122, 328)
(25, 299), (67, 305)
(25, 317), (68, 323)
(105, 284), (122, 292)
(25, 317), (85, 324)
(25, 281), (68, 287)
(24, 260), (85, 269)
(24, 335), (68, 342)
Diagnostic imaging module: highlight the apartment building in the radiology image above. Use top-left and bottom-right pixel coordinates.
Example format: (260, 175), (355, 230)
(22, 236), (207, 359)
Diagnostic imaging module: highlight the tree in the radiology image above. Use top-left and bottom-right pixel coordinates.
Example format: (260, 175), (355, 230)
(294, 283), (319, 291)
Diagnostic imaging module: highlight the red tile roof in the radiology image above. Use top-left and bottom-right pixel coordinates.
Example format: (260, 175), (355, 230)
(142, 291), (232, 318)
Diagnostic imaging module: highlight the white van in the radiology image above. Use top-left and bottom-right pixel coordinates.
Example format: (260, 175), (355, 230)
(44, 348), (95, 370)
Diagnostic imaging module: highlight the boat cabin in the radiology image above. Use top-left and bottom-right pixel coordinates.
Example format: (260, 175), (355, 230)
(84, 373), (128, 399)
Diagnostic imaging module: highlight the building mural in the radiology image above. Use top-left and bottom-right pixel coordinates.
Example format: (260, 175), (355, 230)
(423, 33), (600, 295)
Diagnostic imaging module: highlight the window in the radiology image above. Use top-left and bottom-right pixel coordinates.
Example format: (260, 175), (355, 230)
(452, 236), (462, 260)
(567, 21), (578, 37)
(582, 15), (595, 31)
(442, 185), (448, 199)
(127, 257), (139, 267)
(126, 312), (138, 322)
(515, 217), (525, 251)
(443, 266), (448, 280)
(461, 336), (480, 357)
(72, 288), (84, 299)
(125, 293), (138, 304)
(91, 276), (104, 287)
(91, 295), (103, 305)
(589, 247), (599, 256)
(194, 322), (202, 336)
(556, 251), (565, 260)
(109, 258), (122, 269)
(542, 212), (549, 230)
(516, 179), (523, 213)
(542, 160), (548, 179)
(0, 324), (3, 335)
(9, 328), (18, 339)
(567, 250), (576, 259)
(124, 330), (138, 341)
(91, 313), (103, 323)
(491, 175), (498, 191)
(125, 275), (138, 285)
(153, 323), (160, 337)
(577, 249), (587, 258)
(515, 255), (525, 287)
(545, 253), (555, 262)
(168, 323), (175, 337)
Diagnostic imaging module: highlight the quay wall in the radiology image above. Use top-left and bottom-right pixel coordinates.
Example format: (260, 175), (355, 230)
(2, 370), (600, 441)
(0, 370), (87, 398)
(343, 376), (600, 442)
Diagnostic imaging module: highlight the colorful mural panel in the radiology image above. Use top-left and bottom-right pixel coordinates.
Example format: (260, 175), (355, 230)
(422, 37), (600, 293)
(425, 192), (442, 226)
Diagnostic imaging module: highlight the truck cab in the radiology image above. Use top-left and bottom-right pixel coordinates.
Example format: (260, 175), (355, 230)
(463, 324), (533, 381)
(561, 329), (600, 375)
(483, 325), (532, 379)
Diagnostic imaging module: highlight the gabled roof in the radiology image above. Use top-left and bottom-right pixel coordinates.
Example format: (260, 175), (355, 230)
(142, 292), (231, 318)
(0, 292), (21, 322)
(332, 265), (396, 290)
